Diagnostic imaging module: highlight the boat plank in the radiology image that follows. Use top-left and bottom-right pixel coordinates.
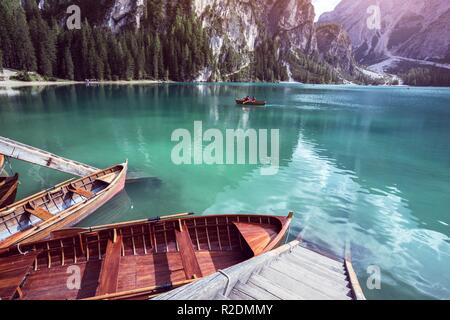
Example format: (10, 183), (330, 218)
(233, 222), (278, 256)
(175, 222), (202, 280)
(0, 252), (39, 300)
(25, 207), (54, 221)
(96, 235), (123, 296)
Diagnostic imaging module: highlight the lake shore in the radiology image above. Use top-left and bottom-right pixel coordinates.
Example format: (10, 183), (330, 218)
(0, 68), (166, 88)
(0, 79), (165, 88)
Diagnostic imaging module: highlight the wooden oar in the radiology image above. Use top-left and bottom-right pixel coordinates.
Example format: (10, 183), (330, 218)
(49, 212), (195, 239)
(83, 279), (197, 300)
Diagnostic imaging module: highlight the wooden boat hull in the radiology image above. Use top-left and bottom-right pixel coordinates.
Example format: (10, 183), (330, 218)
(0, 162), (127, 249)
(236, 99), (266, 106)
(0, 154), (4, 171)
(0, 212), (293, 300)
(0, 173), (19, 209)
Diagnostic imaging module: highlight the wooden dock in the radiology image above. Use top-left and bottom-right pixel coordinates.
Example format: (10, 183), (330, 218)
(154, 240), (366, 300)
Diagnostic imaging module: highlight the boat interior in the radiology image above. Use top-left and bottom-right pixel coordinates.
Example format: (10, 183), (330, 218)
(0, 215), (284, 300)
(0, 165), (124, 242)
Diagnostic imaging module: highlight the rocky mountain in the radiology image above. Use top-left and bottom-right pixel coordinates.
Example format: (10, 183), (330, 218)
(176, 0), (367, 82)
(194, 0), (320, 81)
(319, 0), (450, 72)
(315, 23), (355, 76)
(2, 0), (376, 83)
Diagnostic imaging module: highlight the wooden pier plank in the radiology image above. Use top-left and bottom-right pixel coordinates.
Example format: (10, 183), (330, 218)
(228, 286), (257, 300)
(278, 256), (350, 286)
(283, 251), (348, 279)
(215, 293), (231, 300)
(258, 267), (335, 300)
(234, 281), (281, 300)
(269, 261), (351, 296)
(154, 240), (363, 301)
(292, 246), (344, 270)
(248, 274), (301, 300)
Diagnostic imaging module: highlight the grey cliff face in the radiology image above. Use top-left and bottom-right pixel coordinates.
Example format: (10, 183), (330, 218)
(319, 0), (450, 65)
(316, 23), (355, 75)
(195, 0), (318, 73)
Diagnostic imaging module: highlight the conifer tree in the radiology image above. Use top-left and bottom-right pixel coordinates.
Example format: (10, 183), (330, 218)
(0, 49), (3, 73)
(62, 47), (74, 80)
(0, 0), (36, 71)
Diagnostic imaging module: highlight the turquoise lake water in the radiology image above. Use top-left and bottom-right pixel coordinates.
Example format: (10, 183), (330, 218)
(0, 83), (449, 299)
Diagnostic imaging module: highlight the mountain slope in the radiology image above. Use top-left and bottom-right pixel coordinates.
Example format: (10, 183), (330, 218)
(316, 23), (355, 75)
(319, 0), (450, 65)
(1, 0), (377, 84)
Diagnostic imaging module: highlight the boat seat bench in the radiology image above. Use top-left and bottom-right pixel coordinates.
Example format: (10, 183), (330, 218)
(25, 207), (53, 221)
(96, 235), (123, 296)
(68, 186), (94, 199)
(175, 221), (203, 280)
(0, 251), (40, 300)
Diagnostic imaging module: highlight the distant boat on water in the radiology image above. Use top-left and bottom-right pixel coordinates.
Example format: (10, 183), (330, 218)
(236, 98), (266, 106)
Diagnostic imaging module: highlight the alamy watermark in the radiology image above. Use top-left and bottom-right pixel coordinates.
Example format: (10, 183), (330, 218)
(171, 121), (280, 176)
(66, 265), (81, 290)
(366, 265), (381, 290)
(366, 4), (381, 30)
(66, 5), (81, 30)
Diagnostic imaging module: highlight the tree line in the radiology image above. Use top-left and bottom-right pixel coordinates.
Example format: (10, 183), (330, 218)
(401, 67), (450, 87)
(0, 0), (211, 81)
(3, 0), (434, 85)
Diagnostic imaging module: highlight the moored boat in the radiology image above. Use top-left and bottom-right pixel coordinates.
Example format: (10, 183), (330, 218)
(0, 162), (128, 249)
(0, 212), (293, 300)
(236, 98), (266, 106)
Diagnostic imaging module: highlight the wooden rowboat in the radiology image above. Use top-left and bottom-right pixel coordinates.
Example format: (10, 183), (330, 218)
(236, 99), (266, 106)
(0, 173), (19, 209)
(0, 212), (293, 300)
(0, 162), (128, 250)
